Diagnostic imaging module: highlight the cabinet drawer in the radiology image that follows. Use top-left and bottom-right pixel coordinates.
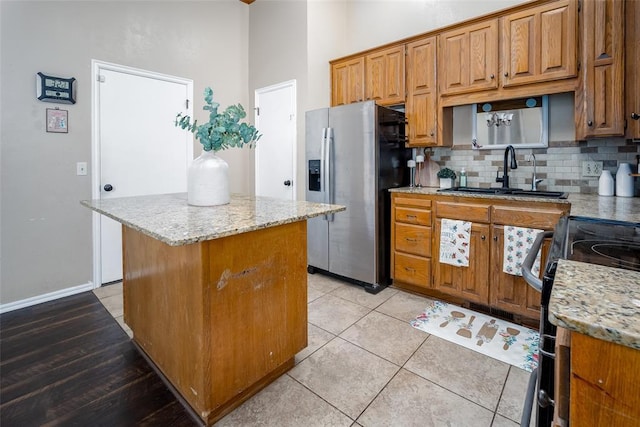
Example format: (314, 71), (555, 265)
(395, 223), (432, 257)
(394, 196), (432, 209)
(394, 252), (430, 287)
(492, 206), (565, 229)
(395, 207), (432, 226)
(436, 201), (490, 223)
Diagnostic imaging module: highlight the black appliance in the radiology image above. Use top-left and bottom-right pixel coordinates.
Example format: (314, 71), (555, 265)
(521, 215), (640, 427)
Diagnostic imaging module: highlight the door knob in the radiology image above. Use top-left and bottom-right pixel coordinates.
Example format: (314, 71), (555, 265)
(104, 184), (113, 192)
(283, 180), (292, 186)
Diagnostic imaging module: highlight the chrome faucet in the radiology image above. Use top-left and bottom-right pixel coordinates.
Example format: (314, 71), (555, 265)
(530, 153), (543, 191)
(496, 145), (518, 189)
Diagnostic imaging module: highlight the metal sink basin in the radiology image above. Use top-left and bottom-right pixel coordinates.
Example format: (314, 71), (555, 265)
(507, 190), (568, 199)
(438, 187), (511, 195)
(438, 187), (568, 199)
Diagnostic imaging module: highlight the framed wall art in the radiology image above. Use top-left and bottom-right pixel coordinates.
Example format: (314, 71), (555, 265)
(46, 108), (68, 133)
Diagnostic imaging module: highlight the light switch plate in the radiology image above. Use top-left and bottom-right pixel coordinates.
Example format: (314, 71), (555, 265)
(582, 161), (603, 177)
(76, 162), (87, 176)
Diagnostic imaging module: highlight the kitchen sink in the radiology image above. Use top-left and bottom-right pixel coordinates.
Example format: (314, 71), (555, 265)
(438, 187), (568, 199)
(507, 190), (568, 199)
(438, 187), (511, 195)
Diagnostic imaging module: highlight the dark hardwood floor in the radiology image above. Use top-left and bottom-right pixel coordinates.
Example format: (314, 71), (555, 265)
(0, 291), (197, 426)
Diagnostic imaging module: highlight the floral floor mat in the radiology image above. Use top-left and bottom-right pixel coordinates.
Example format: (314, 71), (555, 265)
(410, 300), (539, 372)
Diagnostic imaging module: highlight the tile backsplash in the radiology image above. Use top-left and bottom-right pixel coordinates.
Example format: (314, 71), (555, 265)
(425, 138), (640, 195)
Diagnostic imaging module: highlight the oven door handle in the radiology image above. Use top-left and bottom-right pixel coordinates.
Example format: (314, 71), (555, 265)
(522, 231), (554, 292)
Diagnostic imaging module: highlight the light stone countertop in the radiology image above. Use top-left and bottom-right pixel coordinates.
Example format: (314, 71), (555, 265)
(81, 193), (345, 246)
(390, 186), (640, 223)
(549, 259), (640, 350)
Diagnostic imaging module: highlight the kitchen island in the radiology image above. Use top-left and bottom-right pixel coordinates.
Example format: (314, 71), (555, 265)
(81, 193), (345, 426)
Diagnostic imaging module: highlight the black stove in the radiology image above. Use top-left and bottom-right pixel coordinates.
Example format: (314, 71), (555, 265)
(523, 215), (640, 427)
(559, 216), (640, 270)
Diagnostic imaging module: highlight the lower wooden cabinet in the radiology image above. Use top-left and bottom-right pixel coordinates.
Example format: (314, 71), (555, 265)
(432, 219), (490, 304)
(489, 205), (566, 319)
(391, 193), (570, 322)
(490, 225), (546, 318)
(570, 332), (640, 426)
(391, 194), (432, 290)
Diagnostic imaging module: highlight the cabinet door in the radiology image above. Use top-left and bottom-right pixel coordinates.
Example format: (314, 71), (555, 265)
(433, 219), (490, 304)
(626, 0), (640, 139)
(439, 19), (499, 95)
(406, 37), (437, 146)
(576, 0), (624, 138)
(331, 57), (365, 106)
(490, 225), (549, 319)
(502, 0), (577, 87)
(365, 45), (405, 106)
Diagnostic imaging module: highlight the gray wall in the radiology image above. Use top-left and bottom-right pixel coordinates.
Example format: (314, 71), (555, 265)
(1, 1), (250, 304)
(248, 0), (308, 198)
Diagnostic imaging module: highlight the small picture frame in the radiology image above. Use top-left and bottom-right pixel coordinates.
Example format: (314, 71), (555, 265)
(46, 108), (68, 133)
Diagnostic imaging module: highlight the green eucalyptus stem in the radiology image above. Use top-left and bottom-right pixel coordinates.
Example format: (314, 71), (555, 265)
(175, 87), (261, 152)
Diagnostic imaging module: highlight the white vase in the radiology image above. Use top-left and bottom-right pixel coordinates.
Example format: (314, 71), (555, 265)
(598, 170), (614, 196)
(615, 163), (634, 198)
(187, 150), (230, 206)
(439, 178), (453, 189)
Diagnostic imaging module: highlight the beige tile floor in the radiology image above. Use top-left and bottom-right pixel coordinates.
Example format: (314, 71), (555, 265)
(93, 274), (533, 427)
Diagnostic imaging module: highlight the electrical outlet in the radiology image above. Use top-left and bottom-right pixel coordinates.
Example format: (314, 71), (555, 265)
(582, 161), (603, 177)
(76, 162), (87, 176)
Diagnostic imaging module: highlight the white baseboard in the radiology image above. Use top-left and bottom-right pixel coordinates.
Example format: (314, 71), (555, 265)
(0, 281), (95, 314)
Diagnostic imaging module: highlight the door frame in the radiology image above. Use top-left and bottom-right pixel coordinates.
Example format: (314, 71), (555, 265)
(254, 79), (297, 200)
(90, 60), (193, 289)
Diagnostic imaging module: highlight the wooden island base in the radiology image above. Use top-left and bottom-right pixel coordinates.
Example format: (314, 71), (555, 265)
(122, 221), (308, 425)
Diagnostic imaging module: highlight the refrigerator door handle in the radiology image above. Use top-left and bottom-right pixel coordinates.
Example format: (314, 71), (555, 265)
(321, 128), (328, 220)
(326, 127), (335, 222)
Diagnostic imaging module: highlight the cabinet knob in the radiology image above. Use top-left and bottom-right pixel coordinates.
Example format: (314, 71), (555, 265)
(587, 120), (593, 127)
(494, 235), (498, 242)
(631, 112), (640, 120)
(490, 74), (495, 79)
(103, 184), (113, 192)
(430, 131), (435, 137)
(504, 72), (509, 77)
(481, 235), (486, 241)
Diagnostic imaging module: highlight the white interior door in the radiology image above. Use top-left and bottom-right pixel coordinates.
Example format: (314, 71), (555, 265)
(255, 80), (296, 200)
(92, 61), (193, 285)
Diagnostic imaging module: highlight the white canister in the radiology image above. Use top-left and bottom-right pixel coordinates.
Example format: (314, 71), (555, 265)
(598, 170), (614, 196)
(615, 163), (634, 197)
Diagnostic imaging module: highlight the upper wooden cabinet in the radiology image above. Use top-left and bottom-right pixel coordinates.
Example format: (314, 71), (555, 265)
(502, 0), (577, 87)
(438, 19), (499, 96)
(365, 45), (405, 106)
(331, 57), (365, 106)
(406, 37), (438, 146)
(626, 0), (640, 139)
(576, 0), (625, 139)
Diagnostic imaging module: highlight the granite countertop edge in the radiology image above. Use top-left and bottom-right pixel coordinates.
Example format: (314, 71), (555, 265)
(548, 259), (640, 350)
(81, 194), (345, 246)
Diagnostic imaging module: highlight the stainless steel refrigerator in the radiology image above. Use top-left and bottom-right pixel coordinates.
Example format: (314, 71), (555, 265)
(305, 101), (411, 294)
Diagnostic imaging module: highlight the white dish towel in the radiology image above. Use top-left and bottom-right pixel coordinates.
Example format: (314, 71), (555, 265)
(503, 226), (544, 276)
(439, 218), (472, 267)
